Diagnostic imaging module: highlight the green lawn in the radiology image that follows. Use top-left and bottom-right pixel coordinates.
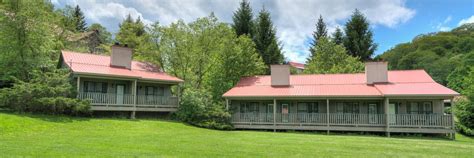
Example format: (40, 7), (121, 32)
(0, 112), (473, 157)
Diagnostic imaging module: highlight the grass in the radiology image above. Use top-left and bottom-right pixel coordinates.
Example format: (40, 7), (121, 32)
(0, 112), (473, 157)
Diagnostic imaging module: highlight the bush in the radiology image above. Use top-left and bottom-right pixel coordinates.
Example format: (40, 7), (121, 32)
(0, 70), (91, 115)
(175, 89), (232, 130)
(453, 98), (474, 135)
(456, 122), (474, 136)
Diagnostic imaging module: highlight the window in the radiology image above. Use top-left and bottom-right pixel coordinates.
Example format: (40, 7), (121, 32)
(240, 102), (258, 113)
(145, 86), (165, 96)
(408, 102), (433, 114)
(336, 102), (359, 114)
(422, 102), (433, 114)
(146, 86), (155, 95)
(297, 102), (319, 113)
(84, 81), (107, 93)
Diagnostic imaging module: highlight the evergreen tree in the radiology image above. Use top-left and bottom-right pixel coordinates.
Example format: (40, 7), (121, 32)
(73, 5), (87, 32)
(343, 9), (377, 61)
(135, 17), (146, 36)
(116, 14), (147, 49)
(332, 27), (344, 45)
(312, 15), (327, 45)
(254, 8), (284, 69)
(307, 15), (328, 62)
(232, 0), (254, 36)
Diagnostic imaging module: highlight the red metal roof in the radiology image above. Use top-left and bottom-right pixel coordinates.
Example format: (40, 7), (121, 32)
(61, 51), (183, 83)
(288, 61), (305, 69)
(223, 70), (459, 98)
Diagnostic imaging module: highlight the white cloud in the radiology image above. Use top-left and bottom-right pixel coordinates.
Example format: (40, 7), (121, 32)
(435, 15), (452, 31)
(458, 15), (474, 26)
(54, 0), (415, 63)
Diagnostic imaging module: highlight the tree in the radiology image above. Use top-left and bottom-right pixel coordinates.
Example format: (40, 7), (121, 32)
(307, 15), (328, 62)
(254, 8), (284, 69)
(73, 5), (87, 32)
(343, 9), (377, 61)
(304, 37), (364, 74)
(312, 15), (327, 44)
(0, 0), (62, 81)
(115, 14), (150, 56)
(146, 14), (265, 100)
(232, 0), (254, 37)
(332, 27), (344, 45)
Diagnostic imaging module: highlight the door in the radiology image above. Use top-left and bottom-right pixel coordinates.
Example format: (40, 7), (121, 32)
(116, 85), (125, 104)
(281, 103), (289, 123)
(267, 104), (274, 122)
(368, 104), (377, 124)
(389, 103), (396, 124)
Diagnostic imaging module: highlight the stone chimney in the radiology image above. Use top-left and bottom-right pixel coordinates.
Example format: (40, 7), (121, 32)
(365, 62), (388, 84)
(110, 44), (132, 69)
(271, 65), (290, 86)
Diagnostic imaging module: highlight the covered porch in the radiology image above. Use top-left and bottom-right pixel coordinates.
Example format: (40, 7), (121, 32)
(75, 75), (180, 113)
(227, 97), (455, 137)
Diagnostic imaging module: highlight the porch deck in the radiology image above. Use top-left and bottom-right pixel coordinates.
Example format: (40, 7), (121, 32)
(232, 113), (454, 134)
(78, 92), (179, 112)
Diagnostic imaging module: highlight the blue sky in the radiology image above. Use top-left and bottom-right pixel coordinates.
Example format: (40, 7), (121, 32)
(52, 0), (474, 63)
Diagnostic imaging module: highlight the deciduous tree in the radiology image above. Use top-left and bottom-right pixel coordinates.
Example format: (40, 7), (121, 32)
(304, 37), (364, 74)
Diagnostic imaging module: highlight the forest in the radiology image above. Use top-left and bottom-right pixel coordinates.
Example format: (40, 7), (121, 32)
(0, 0), (472, 134)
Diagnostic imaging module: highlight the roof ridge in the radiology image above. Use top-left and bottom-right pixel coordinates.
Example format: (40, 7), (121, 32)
(62, 50), (147, 64)
(239, 81), (436, 86)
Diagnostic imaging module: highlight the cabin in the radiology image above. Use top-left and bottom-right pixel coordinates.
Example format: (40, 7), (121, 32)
(223, 62), (459, 138)
(288, 61), (305, 74)
(59, 45), (183, 118)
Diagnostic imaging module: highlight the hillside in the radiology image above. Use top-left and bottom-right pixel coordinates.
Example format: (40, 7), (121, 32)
(377, 23), (474, 85)
(0, 112), (473, 157)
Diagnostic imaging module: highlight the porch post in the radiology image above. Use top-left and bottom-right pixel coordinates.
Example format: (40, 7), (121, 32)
(225, 99), (229, 110)
(131, 80), (137, 119)
(273, 98), (277, 132)
(326, 98), (330, 135)
(177, 83), (181, 107)
(450, 98), (456, 140)
(384, 97), (390, 137)
(76, 76), (80, 95)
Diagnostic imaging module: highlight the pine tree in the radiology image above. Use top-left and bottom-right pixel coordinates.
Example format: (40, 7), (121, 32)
(313, 15), (327, 44)
(232, 0), (254, 36)
(116, 14), (147, 49)
(135, 17), (146, 36)
(307, 15), (328, 62)
(254, 7), (284, 69)
(73, 5), (87, 32)
(343, 9), (377, 61)
(332, 27), (344, 45)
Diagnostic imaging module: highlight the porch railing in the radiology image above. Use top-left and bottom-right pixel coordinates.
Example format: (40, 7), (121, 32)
(232, 112), (452, 128)
(78, 92), (178, 106)
(389, 114), (453, 128)
(136, 95), (178, 106)
(78, 92), (134, 105)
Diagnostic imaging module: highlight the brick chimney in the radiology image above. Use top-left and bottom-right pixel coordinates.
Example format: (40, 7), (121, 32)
(365, 62), (388, 84)
(110, 44), (132, 69)
(271, 65), (290, 86)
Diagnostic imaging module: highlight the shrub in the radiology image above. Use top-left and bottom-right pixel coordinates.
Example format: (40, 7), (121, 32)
(175, 89), (232, 130)
(453, 98), (474, 135)
(0, 69), (90, 115)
